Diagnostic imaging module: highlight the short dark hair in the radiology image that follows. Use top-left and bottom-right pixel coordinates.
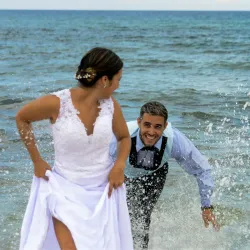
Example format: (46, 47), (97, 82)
(140, 101), (168, 122)
(75, 47), (123, 87)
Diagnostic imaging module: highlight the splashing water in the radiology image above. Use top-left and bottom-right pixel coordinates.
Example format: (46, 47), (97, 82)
(147, 92), (250, 250)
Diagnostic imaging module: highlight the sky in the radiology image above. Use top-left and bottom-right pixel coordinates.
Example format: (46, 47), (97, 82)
(0, 0), (250, 10)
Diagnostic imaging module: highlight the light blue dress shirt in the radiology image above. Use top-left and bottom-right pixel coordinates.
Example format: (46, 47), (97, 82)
(109, 126), (214, 207)
(135, 126), (214, 207)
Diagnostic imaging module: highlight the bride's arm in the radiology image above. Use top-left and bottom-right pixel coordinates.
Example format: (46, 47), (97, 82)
(108, 97), (131, 197)
(16, 95), (59, 179)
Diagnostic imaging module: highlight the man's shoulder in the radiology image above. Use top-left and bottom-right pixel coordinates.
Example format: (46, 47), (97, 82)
(163, 122), (174, 138)
(126, 121), (139, 136)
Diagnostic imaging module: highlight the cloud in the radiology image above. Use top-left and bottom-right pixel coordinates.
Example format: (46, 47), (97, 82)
(1, 0), (250, 10)
(216, 0), (236, 3)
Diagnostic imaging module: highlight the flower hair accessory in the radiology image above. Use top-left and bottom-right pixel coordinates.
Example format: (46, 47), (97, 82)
(75, 67), (97, 82)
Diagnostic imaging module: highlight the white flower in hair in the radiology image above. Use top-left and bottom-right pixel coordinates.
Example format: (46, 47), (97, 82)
(83, 73), (91, 79)
(75, 67), (97, 82)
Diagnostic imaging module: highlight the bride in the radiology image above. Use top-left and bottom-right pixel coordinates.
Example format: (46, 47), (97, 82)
(16, 47), (133, 250)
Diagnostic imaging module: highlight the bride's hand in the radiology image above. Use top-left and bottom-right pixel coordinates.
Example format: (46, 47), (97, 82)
(33, 158), (52, 181)
(108, 161), (125, 198)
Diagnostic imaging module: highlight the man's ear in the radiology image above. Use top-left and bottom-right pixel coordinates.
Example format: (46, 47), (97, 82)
(164, 121), (168, 130)
(137, 117), (141, 126)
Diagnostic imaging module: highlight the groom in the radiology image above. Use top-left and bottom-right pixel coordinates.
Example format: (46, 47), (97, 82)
(110, 101), (219, 249)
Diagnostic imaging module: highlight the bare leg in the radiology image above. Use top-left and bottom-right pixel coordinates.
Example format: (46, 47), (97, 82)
(52, 217), (76, 250)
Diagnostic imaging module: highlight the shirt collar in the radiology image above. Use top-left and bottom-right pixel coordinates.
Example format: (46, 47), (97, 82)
(136, 129), (162, 152)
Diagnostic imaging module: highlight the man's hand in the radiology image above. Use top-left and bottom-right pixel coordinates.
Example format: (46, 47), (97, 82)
(202, 208), (220, 231)
(108, 161), (125, 198)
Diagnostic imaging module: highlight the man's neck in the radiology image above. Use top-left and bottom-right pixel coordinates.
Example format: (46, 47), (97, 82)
(136, 129), (162, 152)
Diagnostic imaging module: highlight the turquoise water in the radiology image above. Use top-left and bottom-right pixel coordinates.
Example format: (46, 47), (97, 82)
(0, 10), (249, 249)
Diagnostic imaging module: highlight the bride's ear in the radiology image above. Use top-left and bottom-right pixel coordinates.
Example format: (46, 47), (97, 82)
(99, 75), (110, 88)
(95, 76), (109, 89)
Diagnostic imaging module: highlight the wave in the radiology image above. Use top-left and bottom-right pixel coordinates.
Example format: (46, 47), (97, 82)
(0, 128), (5, 136)
(211, 61), (250, 70)
(129, 59), (189, 68)
(170, 43), (193, 48)
(0, 98), (23, 105)
(39, 28), (54, 32)
(181, 111), (221, 119)
(203, 49), (231, 54)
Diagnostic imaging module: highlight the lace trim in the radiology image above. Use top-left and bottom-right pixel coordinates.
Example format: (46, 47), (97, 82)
(51, 89), (114, 122)
(51, 89), (79, 122)
(99, 97), (114, 117)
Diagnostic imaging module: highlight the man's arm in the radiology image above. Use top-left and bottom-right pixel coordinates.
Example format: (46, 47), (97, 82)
(171, 126), (213, 207)
(171, 127), (219, 230)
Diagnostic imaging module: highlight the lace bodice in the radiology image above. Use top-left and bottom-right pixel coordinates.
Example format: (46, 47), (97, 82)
(50, 89), (115, 183)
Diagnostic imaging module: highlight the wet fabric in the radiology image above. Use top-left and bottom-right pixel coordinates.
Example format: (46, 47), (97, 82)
(126, 165), (168, 249)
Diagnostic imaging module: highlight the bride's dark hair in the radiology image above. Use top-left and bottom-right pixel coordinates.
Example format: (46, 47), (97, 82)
(75, 47), (123, 87)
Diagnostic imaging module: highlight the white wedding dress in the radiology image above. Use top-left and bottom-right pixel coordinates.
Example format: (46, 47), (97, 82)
(19, 89), (133, 250)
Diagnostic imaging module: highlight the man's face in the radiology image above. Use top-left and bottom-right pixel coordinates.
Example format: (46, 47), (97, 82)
(137, 113), (167, 147)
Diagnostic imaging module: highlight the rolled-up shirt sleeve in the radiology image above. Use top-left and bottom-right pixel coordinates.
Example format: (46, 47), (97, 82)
(171, 127), (214, 207)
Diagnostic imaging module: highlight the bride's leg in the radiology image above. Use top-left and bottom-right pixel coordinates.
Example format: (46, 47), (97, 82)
(52, 217), (76, 250)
